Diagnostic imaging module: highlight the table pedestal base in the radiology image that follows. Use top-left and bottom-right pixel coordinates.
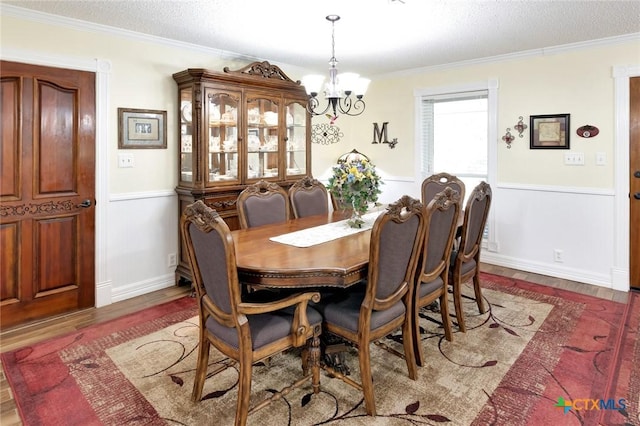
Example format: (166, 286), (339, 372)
(321, 333), (351, 376)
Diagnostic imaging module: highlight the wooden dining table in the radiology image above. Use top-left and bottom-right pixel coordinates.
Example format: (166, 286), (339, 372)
(231, 210), (374, 290)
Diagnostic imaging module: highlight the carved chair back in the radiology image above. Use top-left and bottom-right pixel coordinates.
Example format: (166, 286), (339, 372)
(237, 180), (290, 229)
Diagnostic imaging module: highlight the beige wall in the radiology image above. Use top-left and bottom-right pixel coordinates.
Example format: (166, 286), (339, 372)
(3, 12), (638, 192)
(0, 13), (307, 194)
(2, 8), (639, 299)
(316, 40), (640, 189)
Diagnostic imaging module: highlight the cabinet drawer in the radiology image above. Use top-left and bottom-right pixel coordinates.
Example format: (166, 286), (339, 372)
(204, 194), (238, 213)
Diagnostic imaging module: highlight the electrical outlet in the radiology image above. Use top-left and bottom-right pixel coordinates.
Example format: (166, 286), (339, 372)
(118, 153), (135, 168)
(564, 152), (584, 165)
(553, 249), (564, 263)
(168, 253), (177, 267)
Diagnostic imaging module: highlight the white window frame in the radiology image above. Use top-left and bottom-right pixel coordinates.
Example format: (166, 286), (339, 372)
(413, 79), (499, 252)
(420, 91), (488, 191)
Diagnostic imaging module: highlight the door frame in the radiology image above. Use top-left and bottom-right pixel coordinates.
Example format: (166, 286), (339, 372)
(613, 64), (640, 292)
(2, 47), (113, 307)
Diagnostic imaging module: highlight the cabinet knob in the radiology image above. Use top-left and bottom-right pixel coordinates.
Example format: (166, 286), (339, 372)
(634, 193), (640, 200)
(634, 171), (640, 178)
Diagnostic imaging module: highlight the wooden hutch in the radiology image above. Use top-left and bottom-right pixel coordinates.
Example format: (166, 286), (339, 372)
(173, 61), (311, 284)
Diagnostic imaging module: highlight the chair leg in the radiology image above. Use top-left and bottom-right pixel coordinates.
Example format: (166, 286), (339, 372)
(452, 280), (466, 333)
(191, 334), (211, 402)
(473, 273), (486, 314)
(235, 351), (253, 426)
(440, 291), (453, 342)
(402, 318), (418, 380)
(358, 343), (377, 416)
(413, 302), (426, 367)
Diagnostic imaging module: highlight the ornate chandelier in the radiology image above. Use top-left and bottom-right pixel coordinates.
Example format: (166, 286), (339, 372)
(302, 15), (370, 119)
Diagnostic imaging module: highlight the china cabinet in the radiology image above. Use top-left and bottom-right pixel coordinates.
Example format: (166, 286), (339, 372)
(173, 61), (311, 284)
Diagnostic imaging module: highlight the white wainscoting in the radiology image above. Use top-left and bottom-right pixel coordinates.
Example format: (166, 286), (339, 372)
(370, 176), (619, 290)
(99, 190), (179, 306)
(99, 179), (622, 308)
(485, 183), (616, 288)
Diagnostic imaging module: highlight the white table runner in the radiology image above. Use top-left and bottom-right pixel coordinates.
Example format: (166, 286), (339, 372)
(269, 210), (382, 248)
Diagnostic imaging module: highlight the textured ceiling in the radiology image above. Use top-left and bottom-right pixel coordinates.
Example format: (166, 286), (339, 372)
(3, 0), (640, 76)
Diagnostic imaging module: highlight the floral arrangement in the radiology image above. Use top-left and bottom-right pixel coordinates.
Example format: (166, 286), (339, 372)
(328, 158), (383, 227)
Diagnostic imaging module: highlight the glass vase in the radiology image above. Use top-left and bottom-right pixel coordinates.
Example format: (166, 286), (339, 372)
(347, 200), (365, 228)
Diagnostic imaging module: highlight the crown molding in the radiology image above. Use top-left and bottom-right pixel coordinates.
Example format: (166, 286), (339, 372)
(380, 33), (640, 79)
(3, 4), (639, 80)
(1, 4), (257, 63)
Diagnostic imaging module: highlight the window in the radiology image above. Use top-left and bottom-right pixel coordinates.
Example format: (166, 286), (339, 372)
(420, 91), (488, 205)
(415, 80), (498, 245)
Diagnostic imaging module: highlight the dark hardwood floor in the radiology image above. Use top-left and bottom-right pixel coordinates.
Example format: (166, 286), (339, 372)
(0, 284), (192, 426)
(0, 265), (629, 425)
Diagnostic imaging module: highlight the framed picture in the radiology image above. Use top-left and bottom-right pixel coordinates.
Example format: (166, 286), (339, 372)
(118, 108), (167, 149)
(529, 114), (570, 149)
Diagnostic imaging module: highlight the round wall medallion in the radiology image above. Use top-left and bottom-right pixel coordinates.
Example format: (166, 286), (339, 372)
(576, 125), (599, 138)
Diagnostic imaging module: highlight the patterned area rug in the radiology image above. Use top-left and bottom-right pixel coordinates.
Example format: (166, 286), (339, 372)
(2, 273), (637, 425)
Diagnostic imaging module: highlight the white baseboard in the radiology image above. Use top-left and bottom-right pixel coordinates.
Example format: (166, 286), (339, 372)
(95, 279), (113, 308)
(111, 274), (176, 303)
(481, 252), (621, 290)
(611, 267), (630, 292)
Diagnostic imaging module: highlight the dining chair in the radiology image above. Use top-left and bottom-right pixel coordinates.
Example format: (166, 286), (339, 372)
(421, 172), (465, 206)
(237, 179), (290, 229)
(289, 176), (329, 218)
(330, 192), (353, 213)
(411, 187), (461, 366)
(180, 200), (322, 426)
(449, 181), (492, 332)
(314, 195), (426, 416)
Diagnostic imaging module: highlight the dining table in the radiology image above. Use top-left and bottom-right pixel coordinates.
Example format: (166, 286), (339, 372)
(230, 203), (453, 375)
(231, 209), (384, 290)
(231, 208), (387, 374)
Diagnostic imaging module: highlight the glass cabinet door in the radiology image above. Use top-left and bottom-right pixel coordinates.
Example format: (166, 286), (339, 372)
(207, 89), (240, 184)
(179, 88), (193, 183)
(285, 101), (308, 178)
(246, 95), (280, 181)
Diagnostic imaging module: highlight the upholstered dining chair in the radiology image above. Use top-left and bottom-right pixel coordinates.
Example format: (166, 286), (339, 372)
(421, 172), (466, 207)
(411, 187), (461, 367)
(449, 181), (492, 332)
(289, 176), (329, 218)
(314, 195), (426, 416)
(237, 179), (290, 229)
(180, 200), (322, 426)
(330, 192), (353, 213)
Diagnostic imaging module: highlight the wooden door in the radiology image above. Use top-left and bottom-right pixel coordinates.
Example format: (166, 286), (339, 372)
(631, 76), (640, 290)
(1, 61), (96, 328)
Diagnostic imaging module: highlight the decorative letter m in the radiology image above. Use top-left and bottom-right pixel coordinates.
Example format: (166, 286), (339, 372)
(372, 122), (389, 144)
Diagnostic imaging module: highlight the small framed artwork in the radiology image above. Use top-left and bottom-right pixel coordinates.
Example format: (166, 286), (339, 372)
(118, 108), (167, 149)
(529, 114), (570, 149)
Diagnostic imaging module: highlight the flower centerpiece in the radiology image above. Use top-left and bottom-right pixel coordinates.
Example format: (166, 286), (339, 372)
(328, 158), (383, 228)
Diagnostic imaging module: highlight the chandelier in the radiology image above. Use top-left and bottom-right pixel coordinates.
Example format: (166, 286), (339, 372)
(302, 15), (370, 119)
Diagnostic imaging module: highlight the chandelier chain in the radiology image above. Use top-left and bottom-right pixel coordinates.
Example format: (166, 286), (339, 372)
(331, 17), (336, 62)
(303, 14), (368, 118)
